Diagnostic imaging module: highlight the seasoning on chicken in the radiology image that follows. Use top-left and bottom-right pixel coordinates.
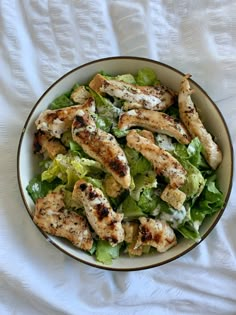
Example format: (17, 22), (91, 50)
(35, 97), (95, 138)
(33, 191), (93, 251)
(178, 74), (222, 169)
(72, 179), (124, 246)
(33, 130), (67, 159)
(89, 73), (175, 111)
(72, 109), (131, 189)
(138, 129), (155, 143)
(118, 108), (191, 145)
(126, 130), (187, 188)
(135, 217), (177, 252)
(70, 86), (91, 104)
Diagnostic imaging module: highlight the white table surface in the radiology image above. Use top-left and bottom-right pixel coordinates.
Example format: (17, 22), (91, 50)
(0, 1), (235, 314)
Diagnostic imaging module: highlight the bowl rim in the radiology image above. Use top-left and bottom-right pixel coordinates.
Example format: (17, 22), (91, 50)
(17, 56), (234, 271)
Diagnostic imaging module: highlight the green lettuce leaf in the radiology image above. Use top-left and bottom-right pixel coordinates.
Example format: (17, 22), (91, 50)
(177, 223), (201, 242)
(138, 188), (159, 214)
(26, 175), (62, 203)
(121, 195), (144, 218)
(41, 153), (104, 190)
(130, 171), (157, 201)
(135, 67), (159, 86)
(196, 175), (224, 214)
(177, 176), (224, 242)
(124, 146), (152, 177)
(49, 94), (74, 109)
(95, 240), (121, 264)
(180, 159), (206, 200)
(88, 88), (121, 133)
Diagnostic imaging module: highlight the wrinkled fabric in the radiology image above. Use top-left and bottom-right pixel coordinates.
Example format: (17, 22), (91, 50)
(0, 1), (236, 314)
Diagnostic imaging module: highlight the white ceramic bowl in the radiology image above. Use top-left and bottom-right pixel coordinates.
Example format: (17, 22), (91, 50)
(17, 56), (234, 271)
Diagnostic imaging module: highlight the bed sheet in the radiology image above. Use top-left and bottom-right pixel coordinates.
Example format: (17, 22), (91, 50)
(0, 1), (236, 314)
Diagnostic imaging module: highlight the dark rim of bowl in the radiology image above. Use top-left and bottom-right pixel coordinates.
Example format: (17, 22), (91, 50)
(17, 56), (234, 271)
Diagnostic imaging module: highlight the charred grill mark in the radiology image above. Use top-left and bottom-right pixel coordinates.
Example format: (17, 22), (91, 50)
(47, 112), (58, 122)
(109, 158), (128, 177)
(79, 183), (87, 191)
(140, 226), (152, 242)
(96, 203), (109, 220)
(75, 115), (87, 128)
(88, 190), (99, 200)
(33, 131), (42, 153)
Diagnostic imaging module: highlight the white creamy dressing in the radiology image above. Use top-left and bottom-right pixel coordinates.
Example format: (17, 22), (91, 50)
(126, 109), (138, 116)
(156, 134), (175, 151)
(159, 206), (186, 229)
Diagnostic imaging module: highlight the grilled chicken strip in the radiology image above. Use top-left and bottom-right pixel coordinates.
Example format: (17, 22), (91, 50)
(135, 217), (177, 252)
(178, 74), (222, 169)
(72, 179), (124, 246)
(72, 109), (131, 189)
(33, 191), (93, 251)
(33, 130), (67, 159)
(118, 109), (191, 144)
(126, 130), (187, 188)
(89, 73), (175, 111)
(35, 97), (95, 138)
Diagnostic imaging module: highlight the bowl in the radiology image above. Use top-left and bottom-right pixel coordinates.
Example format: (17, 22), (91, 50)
(17, 56), (234, 271)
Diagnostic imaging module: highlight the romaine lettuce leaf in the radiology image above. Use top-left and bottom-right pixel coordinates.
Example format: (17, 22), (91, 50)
(95, 240), (121, 264)
(99, 71), (136, 84)
(177, 223), (201, 242)
(130, 171), (157, 201)
(41, 153), (104, 190)
(26, 175), (62, 203)
(88, 88), (121, 133)
(49, 94), (73, 109)
(138, 188), (159, 214)
(124, 146), (152, 177)
(177, 176), (224, 242)
(121, 195), (144, 218)
(179, 159), (206, 200)
(135, 67), (159, 86)
(195, 175), (224, 214)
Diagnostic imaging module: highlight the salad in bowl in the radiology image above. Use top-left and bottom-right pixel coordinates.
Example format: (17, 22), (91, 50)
(18, 57), (233, 270)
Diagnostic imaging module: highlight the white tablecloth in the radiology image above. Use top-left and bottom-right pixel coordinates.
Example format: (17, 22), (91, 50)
(0, 1), (236, 314)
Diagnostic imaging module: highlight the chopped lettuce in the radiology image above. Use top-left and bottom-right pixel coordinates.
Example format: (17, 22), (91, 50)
(49, 94), (73, 109)
(99, 71), (136, 84)
(174, 138), (207, 199)
(177, 176), (224, 241)
(88, 88), (121, 133)
(41, 153), (104, 190)
(130, 171), (157, 201)
(95, 240), (121, 264)
(121, 195), (144, 218)
(179, 159), (206, 200)
(138, 188), (159, 214)
(115, 73), (136, 84)
(175, 137), (209, 170)
(177, 224), (201, 242)
(26, 175), (62, 203)
(135, 67), (159, 86)
(124, 146), (152, 177)
(195, 175), (224, 214)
